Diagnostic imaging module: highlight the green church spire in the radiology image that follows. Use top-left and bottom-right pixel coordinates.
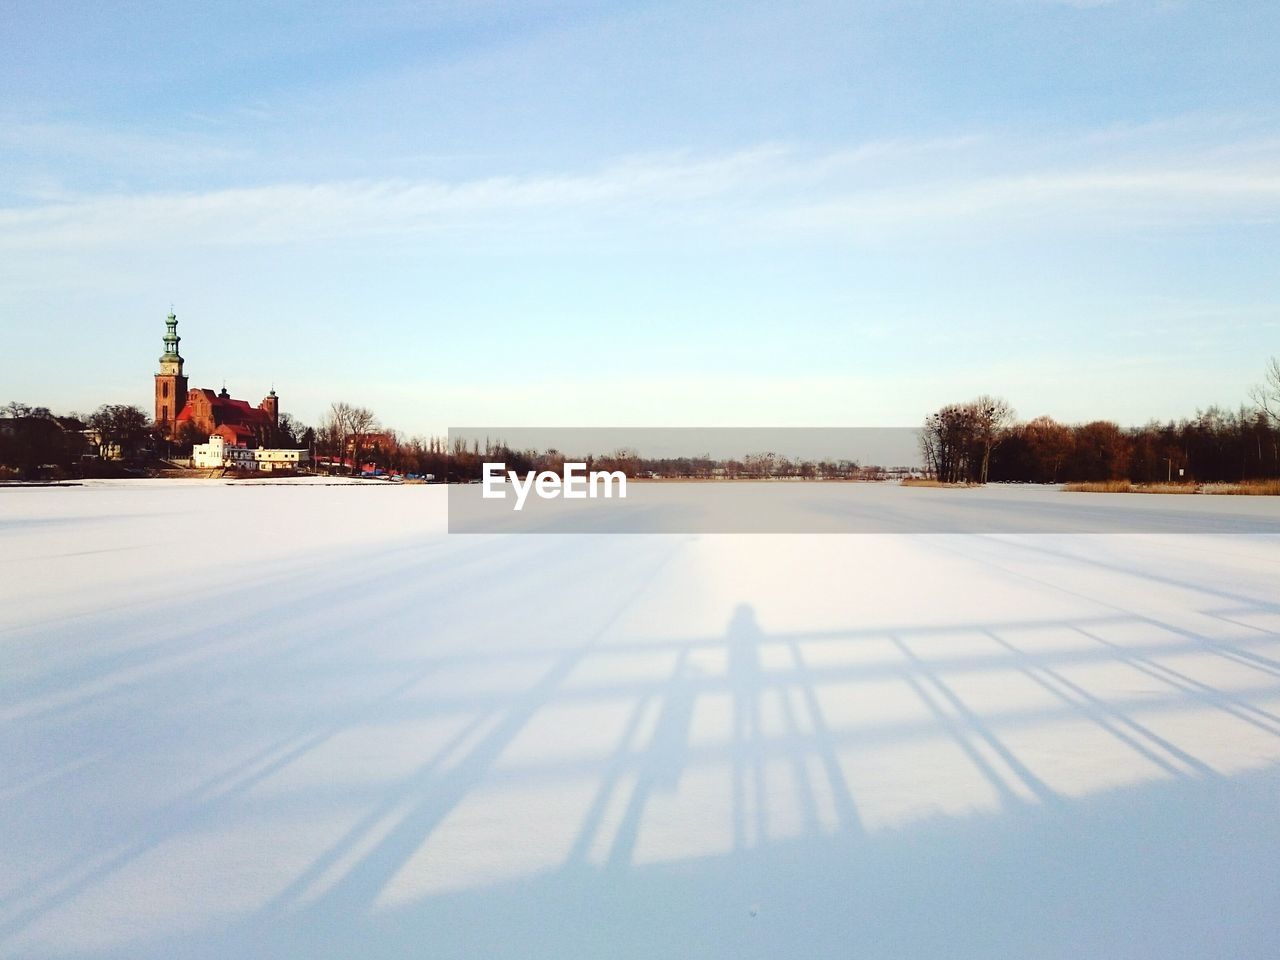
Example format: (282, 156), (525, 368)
(158, 309), (184, 374)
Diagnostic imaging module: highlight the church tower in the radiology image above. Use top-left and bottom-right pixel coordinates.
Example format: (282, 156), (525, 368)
(259, 388), (279, 428)
(154, 310), (188, 433)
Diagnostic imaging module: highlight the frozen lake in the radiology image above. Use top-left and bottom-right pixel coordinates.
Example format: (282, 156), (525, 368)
(450, 477), (1280, 533)
(3, 481), (1279, 958)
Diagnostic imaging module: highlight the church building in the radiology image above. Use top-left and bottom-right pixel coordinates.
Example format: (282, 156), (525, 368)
(153, 311), (280, 446)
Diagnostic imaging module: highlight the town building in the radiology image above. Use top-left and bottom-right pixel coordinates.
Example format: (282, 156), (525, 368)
(153, 311), (279, 445)
(192, 434), (230, 468)
(192, 434), (310, 472)
(179, 387), (277, 447)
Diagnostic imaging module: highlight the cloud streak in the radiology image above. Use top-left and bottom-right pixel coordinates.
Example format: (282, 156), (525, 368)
(1, 126), (1279, 254)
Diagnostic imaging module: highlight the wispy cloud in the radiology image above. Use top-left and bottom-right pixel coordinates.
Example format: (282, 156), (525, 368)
(0, 121), (256, 197)
(1, 125), (1278, 254)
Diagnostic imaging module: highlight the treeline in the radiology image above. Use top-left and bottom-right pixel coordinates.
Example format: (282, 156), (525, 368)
(991, 409), (1280, 483)
(11, 356), (1279, 484)
(922, 359), (1280, 484)
(312, 403), (875, 479)
(426, 443), (870, 481)
(313, 426), (871, 481)
(0, 402), (155, 480)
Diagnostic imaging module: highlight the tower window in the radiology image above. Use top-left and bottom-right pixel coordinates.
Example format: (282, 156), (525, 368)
(162, 382), (169, 398)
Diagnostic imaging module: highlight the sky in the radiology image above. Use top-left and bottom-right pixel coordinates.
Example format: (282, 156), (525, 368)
(1, 0), (1278, 434)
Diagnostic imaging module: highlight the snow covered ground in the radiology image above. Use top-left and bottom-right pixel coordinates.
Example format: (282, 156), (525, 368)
(3, 481), (1279, 958)
(450, 476), (1280, 533)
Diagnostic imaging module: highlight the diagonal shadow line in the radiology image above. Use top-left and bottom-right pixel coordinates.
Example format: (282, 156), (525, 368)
(1098, 611), (1280, 683)
(889, 634), (1059, 808)
(1086, 634), (1280, 727)
(3, 533), (600, 842)
(774, 669), (822, 836)
(421, 673), (1280, 798)
(4, 526), (575, 723)
(2, 524), (610, 926)
(3, 534), (534, 727)
(1072, 627), (1280, 738)
(560, 667), (667, 869)
(1200, 606), (1280, 640)
(291, 544), (682, 918)
(928, 535), (1280, 684)
(0, 660), (445, 942)
(1194, 640), (1280, 679)
(604, 648), (696, 870)
(571, 608), (864, 870)
(2, 728), (319, 907)
(887, 641), (1028, 810)
(783, 634), (862, 836)
(12, 533), (1272, 943)
(983, 629), (1215, 779)
(260, 705), (503, 916)
(970, 535), (1280, 615)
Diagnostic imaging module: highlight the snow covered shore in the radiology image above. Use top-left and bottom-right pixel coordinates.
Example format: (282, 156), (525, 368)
(3, 482), (1279, 958)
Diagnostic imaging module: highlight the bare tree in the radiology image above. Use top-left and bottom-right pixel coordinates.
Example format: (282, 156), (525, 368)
(972, 395), (1015, 484)
(321, 402), (352, 474)
(87, 404), (150, 459)
(342, 405), (377, 473)
(1251, 356), (1280, 427)
(921, 403), (977, 483)
(319, 402), (375, 474)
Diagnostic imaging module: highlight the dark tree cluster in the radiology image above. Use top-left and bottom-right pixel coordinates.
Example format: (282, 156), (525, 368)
(921, 359), (1280, 485)
(920, 396), (1014, 484)
(986, 407), (1280, 483)
(0, 403), (87, 480)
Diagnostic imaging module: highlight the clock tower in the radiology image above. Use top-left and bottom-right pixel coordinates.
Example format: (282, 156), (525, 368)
(154, 310), (188, 434)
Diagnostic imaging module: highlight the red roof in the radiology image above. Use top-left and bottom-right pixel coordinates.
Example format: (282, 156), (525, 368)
(176, 388), (273, 429)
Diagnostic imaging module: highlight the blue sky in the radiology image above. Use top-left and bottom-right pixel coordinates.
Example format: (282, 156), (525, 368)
(1, 0), (1277, 433)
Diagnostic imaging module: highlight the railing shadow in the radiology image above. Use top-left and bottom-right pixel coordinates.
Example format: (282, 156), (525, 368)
(4, 534), (1280, 959)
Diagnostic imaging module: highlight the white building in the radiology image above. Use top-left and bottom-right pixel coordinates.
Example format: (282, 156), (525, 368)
(191, 435), (310, 472)
(254, 447), (308, 472)
(191, 435), (228, 468)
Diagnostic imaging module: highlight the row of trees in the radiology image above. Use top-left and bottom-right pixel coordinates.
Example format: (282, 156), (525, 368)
(0, 402), (159, 479)
(426, 444), (872, 482)
(309, 411), (877, 481)
(10, 357), (1279, 483)
(921, 359), (1280, 484)
(3, 401), (153, 451)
